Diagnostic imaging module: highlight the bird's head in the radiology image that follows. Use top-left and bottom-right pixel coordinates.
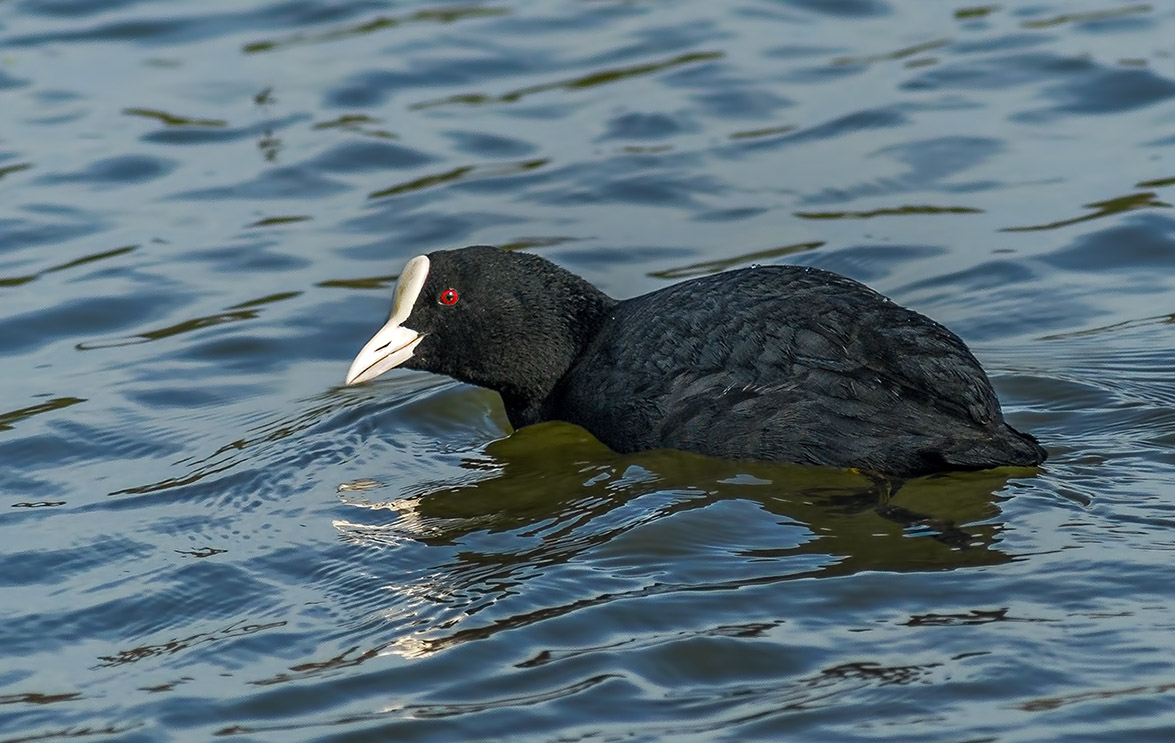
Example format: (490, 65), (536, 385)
(345, 245), (614, 424)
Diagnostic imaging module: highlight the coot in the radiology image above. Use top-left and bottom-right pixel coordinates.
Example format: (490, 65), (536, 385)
(345, 245), (1045, 477)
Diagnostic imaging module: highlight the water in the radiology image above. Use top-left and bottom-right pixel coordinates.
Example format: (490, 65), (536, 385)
(3, 0), (1175, 740)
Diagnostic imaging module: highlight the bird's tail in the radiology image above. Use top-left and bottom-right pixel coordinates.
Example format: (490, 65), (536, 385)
(944, 424), (1047, 470)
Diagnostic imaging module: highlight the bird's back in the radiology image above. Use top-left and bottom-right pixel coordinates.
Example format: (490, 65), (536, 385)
(550, 265), (1044, 477)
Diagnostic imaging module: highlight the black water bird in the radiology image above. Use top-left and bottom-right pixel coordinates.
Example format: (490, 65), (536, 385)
(345, 245), (1045, 477)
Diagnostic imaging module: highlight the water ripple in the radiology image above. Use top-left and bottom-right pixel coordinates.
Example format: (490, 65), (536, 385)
(5, 1), (1175, 741)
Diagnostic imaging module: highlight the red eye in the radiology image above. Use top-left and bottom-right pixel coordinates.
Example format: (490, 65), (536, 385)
(440, 288), (459, 305)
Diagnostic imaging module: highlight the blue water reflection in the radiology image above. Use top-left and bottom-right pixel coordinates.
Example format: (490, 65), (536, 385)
(3, 1), (1175, 741)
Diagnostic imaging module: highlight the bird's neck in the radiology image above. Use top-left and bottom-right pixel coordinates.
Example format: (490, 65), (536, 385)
(498, 285), (617, 429)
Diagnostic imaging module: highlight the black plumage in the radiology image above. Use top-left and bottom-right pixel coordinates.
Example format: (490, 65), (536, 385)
(346, 245), (1045, 478)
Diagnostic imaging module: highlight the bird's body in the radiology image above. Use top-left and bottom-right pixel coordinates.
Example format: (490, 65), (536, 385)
(551, 266), (1042, 476)
(346, 246), (1045, 478)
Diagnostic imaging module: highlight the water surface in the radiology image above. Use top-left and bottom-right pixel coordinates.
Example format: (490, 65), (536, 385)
(3, 0), (1175, 740)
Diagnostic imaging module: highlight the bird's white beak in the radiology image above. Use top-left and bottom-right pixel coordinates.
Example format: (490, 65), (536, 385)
(344, 322), (423, 385)
(344, 255), (430, 385)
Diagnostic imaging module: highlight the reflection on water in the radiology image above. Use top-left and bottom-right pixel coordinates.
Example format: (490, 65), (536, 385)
(368, 158), (549, 200)
(796, 203), (984, 220)
(0, 395), (86, 431)
(343, 423), (1014, 568)
(0, 245), (137, 288)
(242, 5), (510, 54)
(649, 240), (824, 279)
(1003, 190), (1170, 232)
(123, 107), (228, 128)
(78, 290), (301, 350)
(4, 0), (1175, 741)
(411, 51), (726, 109)
(1019, 4), (1153, 29)
(329, 424), (1018, 663)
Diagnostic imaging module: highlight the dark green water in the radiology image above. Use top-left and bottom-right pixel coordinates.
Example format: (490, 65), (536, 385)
(3, 0), (1175, 740)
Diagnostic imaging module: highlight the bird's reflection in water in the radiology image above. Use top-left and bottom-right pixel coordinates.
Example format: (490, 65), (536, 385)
(333, 422), (1032, 658)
